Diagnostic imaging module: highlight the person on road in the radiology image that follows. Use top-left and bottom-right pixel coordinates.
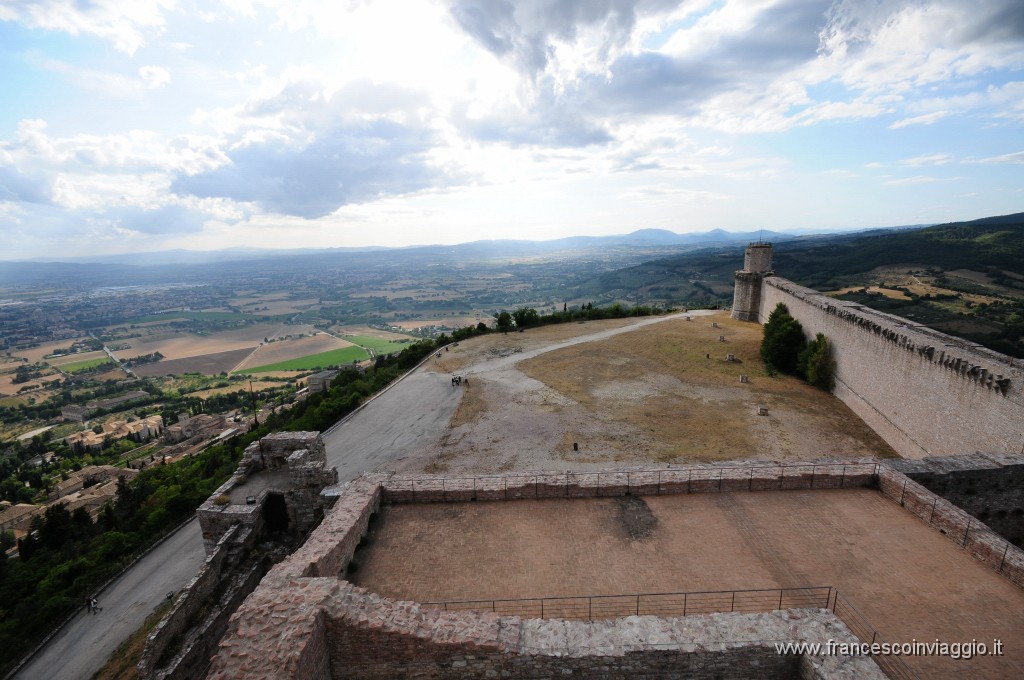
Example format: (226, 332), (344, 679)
(90, 597), (101, 614)
(85, 597), (92, 614)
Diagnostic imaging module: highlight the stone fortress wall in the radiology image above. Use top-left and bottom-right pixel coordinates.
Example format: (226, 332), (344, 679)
(733, 243), (1023, 459)
(758, 277), (1023, 459)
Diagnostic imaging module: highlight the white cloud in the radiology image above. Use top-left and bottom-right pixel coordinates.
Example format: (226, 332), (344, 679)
(1, 0), (173, 54)
(889, 111), (949, 129)
(974, 151), (1024, 164)
(899, 153), (953, 166)
(139, 65), (172, 89)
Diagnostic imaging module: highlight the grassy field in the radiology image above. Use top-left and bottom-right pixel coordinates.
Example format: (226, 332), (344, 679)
(243, 346), (370, 372)
(342, 335), (413, 354)
(61, 357), (115, 373)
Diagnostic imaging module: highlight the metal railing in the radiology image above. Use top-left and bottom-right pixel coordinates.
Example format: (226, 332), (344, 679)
(385, 462), (881, 502)
(830, 589), (919, 680)
(422, 585), (919, 680)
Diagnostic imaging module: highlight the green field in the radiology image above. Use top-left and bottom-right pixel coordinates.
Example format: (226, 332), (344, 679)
(61, 357), (115, 373)
(243, 346), (371, 372)
(342, 335), (412, 355)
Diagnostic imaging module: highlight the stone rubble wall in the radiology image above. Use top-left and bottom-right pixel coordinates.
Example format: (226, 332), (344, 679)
(197, 480), (262, 555)
(138, 523), (253, 678)
(878, 464), (1024, 589)
(759, 277), (1024, 459)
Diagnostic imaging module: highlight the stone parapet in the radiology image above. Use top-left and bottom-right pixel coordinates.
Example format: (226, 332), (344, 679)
(382, 460), (880, 504)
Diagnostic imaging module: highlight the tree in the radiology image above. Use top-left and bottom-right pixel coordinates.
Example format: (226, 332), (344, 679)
(495, 311), (513, 331)
(512, 307), (539, 328)
(799, 333), (835, 391)
(760, 303), (806, 375)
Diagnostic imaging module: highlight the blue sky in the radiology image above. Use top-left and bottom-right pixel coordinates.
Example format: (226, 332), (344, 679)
(0, 0), (1022, 259)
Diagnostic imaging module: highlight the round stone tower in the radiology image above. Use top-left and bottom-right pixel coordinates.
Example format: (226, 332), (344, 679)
(731, 243), (774, 322)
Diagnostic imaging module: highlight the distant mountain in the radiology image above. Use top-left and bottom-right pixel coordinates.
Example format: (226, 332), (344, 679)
(4, 227), (802, 268)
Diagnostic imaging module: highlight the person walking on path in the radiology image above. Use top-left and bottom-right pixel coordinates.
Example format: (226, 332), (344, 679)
(84, 597), (92, 615)
(90, 597), (101, 614)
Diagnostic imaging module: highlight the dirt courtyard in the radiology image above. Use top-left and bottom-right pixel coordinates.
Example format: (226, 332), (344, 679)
(408, 312), (894, 475)
(349, 488), (1024, 680)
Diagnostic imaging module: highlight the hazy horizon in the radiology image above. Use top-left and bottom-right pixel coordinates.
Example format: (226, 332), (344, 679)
(2, 0), (1022, 260)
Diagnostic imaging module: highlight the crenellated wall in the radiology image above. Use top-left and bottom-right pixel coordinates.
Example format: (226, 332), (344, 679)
(758, 277), (1024, 459)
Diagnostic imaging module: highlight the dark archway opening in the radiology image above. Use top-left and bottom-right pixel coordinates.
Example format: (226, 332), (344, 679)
(264, 492), (289, 533)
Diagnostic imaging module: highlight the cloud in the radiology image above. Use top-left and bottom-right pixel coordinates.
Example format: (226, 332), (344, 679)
(1, 0), (172, 54)
(975, 151), (1024, 164)
(818, 0), (1024, 92)
(0, 163), (53, 204)
(448, 0), (681, 80)
(104, 203), (209, 234)
(889, 111), (950, 129)
(884, 175), (955, 186)
(899, 153), (953, 166)
(172, 120), (460, 218)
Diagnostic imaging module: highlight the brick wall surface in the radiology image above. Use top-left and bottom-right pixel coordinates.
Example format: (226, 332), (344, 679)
(759, 277), (1024, 459)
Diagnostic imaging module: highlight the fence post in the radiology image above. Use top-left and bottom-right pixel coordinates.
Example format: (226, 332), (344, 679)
(779, 467), (784, 490)
(899, 478), (908, 506)
(749, 467), (753, 491)
(840, 465), (846, 488)
(627, 472), (631, 495)
(731, 591), (736, 612)
(636, 595), (640, 616)
(778, 589), (784, 610)
(718, 469), (723, 492)
(683, 593), (687, 616)
(928, 497), (938, 525)
(999, 543), (1010, 572)
(597, 472), (601, 497)
(492, 601), (496, 612)
(442, 478), (446, 502)
(473, 477), (476, 499)
(687, 470), (692, 494)
(535, 475), (539, 498)
(963, 518), (972, 547)
(657, 470), (661, 495)
(504, 476), (507, 500)
(810, 465), (816, 489)
(588, 597), (592, 620)
(412, 480), (416, 503)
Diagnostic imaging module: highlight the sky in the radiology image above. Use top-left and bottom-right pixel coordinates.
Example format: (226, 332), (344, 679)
(0, 0), (1022, 259)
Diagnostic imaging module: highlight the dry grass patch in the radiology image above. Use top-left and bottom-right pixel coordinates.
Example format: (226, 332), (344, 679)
(518, 314), (895, 462)
(448, 379), (490, 429)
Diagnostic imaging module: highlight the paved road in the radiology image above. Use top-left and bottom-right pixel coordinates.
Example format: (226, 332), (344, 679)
(323, 370), (462, 480)
(14, 520), (206, 680)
